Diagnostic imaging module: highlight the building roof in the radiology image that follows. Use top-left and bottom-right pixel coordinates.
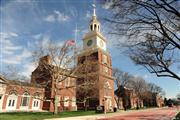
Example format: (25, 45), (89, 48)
(0, 75), (43, 88)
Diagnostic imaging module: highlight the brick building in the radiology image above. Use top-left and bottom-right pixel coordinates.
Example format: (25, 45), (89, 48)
(31, 55), (77, 112)
(76, 5), (115, 111)
(143, 92), (164, 107)
(115, 86), (143, 110)
(0, 76), (44, 112)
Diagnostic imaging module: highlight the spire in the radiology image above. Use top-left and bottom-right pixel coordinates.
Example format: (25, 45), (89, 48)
(89, 3), (100, 32)
(92, 4), (96, 17)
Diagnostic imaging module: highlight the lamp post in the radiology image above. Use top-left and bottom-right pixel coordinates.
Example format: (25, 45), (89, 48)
(104, 97), (107, 114)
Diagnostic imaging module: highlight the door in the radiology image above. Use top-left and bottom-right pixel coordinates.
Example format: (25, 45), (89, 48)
(106, 98), (112, 111)
(32, 99), (40, 110)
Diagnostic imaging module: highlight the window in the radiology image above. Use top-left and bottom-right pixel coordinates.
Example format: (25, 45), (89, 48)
(71, 78), (76, 86)
(102, 55), (107, 64)
(7, 91), (17, 109)
(94, 24), (97, 30)
(71, 97), (76, 107)
(8, 100), (11, 106)
(58, 75), (63, 85)
(12, 100), (15, 106)
(103, 66), (108, 73)
(64, 96), (69, 107)
(33, 100), (39, 107)
(65, 78), (70, 87)
(21, 92), (30, 107)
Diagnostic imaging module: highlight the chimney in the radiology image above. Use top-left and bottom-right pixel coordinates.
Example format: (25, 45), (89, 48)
(39, 55), (52, 65)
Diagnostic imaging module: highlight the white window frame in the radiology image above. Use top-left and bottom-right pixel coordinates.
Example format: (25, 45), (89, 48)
(32, 93), (41, 110)
(20, 92), (30, 109)
(6, 92), (17, 110)
(71, 97), (76, 107)
(102, 54), (107, 64)
(65, 77), (70, 87)
(103, 66), (108, 73)
(64, 96), (69, 107)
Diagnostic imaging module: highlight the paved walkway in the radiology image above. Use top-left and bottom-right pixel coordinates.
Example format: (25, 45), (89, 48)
(45, 107), (179, 120)
(100, 107), (179, 120)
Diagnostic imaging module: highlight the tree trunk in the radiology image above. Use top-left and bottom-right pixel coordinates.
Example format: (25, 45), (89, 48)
(54, 95), (58, 114)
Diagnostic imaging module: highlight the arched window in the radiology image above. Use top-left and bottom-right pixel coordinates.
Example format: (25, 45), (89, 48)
(6, 91), (18, 110)
(9, 91), (17, 95)
(90, 25), (93, 31)
(94, 24), (97, 31)
(21, 92), (30, 107)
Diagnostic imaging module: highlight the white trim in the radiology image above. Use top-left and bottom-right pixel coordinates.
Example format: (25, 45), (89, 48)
(71, 97), (76, 107)
(32, 98), (40, 110)
(64, 96), (69, 107)
(104, 96), (112, 99)
(6, 94), (17, 110)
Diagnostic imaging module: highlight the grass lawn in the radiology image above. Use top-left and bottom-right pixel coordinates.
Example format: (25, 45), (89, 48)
(0, 111), (99, 120)
(174, 112), (180, 120)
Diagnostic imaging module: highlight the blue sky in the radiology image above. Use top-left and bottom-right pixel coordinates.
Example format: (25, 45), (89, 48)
(0, 0), (179, 98)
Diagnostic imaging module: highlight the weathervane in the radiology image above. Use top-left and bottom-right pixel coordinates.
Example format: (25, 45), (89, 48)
(92, 3), (96, 16)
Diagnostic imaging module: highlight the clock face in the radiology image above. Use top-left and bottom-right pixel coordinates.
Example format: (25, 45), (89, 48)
(87, 40), (93, 46)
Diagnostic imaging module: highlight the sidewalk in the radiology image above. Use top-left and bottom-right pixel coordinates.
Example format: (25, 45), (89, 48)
(45, 108), (165, 120)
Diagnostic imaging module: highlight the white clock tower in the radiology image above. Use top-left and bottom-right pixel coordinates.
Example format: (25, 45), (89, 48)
(83, 5), (107, 51)
(77, 4), (115, 112)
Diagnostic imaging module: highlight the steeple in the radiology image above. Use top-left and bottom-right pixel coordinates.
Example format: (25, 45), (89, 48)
(92, 4), (96, 17)
(89, 4), (100, 32)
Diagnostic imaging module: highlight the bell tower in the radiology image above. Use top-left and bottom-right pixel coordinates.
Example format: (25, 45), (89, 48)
(83, 4), (107, 51)
(76, 4), (114, 111)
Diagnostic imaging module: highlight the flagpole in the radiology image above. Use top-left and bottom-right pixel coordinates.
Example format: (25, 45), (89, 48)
(74, 23), (78, 67)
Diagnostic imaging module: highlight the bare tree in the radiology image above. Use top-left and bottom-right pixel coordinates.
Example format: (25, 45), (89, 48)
(113, 68), (132, 109)
(76, 52), (99, 111)
(103, 0), (180, 81)
(32, 41), (78, 114)
(113, 68), (131, 87)
(0, 65), (30, 81)
(177, 93), (180, 100)
(147, 83), (163, 95)
(145, 82), (165, 106)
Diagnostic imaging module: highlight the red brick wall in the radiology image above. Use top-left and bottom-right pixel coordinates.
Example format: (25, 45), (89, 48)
(2, 84), (44, 111)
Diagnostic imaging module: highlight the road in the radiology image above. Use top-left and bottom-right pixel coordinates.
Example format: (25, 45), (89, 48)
(99, 107), (179, 120)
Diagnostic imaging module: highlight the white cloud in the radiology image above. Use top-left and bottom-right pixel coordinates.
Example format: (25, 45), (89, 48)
(9, 32), (18, 37)
(1, 32), (32, 65)
(21, 63), (36, 78)
(54, 10), (70, 22)
(143, 74), (149, 79)
(33, 33), (42, 40)
(0, 32), (18, 39)
(102, 1), (113, 9)
(44, 15), (56, 22)
(85, 11), (91, 19)
(0, 32), (22, 55)
(44, 10), (70, 23)
(2, 49), (32, 64)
